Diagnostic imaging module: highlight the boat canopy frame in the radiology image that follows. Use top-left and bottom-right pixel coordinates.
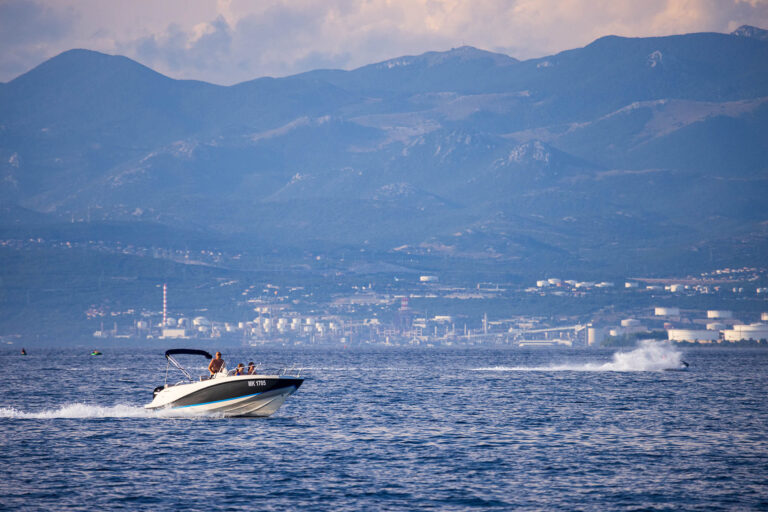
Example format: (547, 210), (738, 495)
(164, 349), (212, 384)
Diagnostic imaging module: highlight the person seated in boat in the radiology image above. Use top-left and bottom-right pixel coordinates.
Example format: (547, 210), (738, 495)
(208, 352), (225, 376)
(247, 362), (256, 375)
(234, 363), (245, 376)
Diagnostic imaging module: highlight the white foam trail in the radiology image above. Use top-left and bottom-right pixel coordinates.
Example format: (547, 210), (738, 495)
(0, 403), (214, 419)
(474, 340), (685, 372)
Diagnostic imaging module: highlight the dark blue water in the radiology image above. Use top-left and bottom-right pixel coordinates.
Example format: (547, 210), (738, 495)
(2, 344), (767, 510)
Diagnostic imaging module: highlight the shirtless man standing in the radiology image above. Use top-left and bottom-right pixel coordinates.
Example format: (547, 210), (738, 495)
(208, 351), (225, 376)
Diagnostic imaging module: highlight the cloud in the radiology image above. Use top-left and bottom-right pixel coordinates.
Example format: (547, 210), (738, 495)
(127, 15), (233, 76)
(1, 0), (767, 84)
(0, 0), (77, 79)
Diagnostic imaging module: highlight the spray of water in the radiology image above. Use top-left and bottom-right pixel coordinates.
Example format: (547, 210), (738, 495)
(475, 340), (685, 372)
(0, 403), (215, 419)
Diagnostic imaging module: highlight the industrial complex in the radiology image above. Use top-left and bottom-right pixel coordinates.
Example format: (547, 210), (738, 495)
(91, 268), (768, 347)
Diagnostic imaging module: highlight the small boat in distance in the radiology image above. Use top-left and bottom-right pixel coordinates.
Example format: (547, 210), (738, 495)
(144, 349), (304, 417)
(20, 348), (26, 356)
(90, 350), (102, 356)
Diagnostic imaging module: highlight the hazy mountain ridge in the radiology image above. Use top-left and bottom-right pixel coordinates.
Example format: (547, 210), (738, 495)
(1, 26), (767, 275)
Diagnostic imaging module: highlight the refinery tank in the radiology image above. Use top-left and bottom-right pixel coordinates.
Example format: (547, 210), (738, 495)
(667, 329), (719, 342)
(621, 318), (641, 327)
(654, 307), (680, 316)
(192, 316), (211, 326)
(762, 312), (768, 322)
(587, 327), (605, 347)
(707, 310), (733, 319)
(723, 323), (768, 341)
(706, 322), (726, 331)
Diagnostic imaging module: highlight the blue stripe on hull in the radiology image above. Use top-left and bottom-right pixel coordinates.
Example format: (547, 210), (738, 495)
(172, 391), (264, 409)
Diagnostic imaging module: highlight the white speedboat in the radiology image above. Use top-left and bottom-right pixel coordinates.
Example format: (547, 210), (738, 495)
(144, 349), (304, 417)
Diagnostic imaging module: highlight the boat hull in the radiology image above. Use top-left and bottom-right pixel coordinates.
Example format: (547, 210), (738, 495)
(145, 375), (303, 417)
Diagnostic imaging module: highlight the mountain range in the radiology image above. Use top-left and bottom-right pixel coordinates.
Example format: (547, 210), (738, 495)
(1, 25), (767, 277)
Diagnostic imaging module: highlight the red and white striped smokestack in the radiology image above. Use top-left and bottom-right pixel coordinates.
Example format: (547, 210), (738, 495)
(163, 283), (167, 326)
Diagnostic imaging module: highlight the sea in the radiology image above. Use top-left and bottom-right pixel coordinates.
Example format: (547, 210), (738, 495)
(1, 342), (767, 511)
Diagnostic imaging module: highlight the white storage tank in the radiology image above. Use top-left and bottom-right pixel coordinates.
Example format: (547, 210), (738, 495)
(547, 278), (561, 285)
(588, 327), (605, 347)
(706, 322), (726, 331)
(654, 307), (680, 316)
(621, 318), (641, 327)
(723, 323), (768, 341)
(192, 316), (210, 327)
(762, 312), (768, 322)
(707, 310), (733, 319)
(536, 280), (549, 287)
(625, 282), (639, 288)
(667, 329), (719, 342)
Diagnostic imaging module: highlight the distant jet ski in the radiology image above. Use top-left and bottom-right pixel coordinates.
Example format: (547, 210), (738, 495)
(90, 350), (102, 356)
(664, 360), (689, 371)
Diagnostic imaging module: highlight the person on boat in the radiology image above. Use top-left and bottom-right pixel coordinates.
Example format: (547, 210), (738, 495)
(246, 362), (256, 375)
(234, 363), (245, 376)
(208, 352), (225, 376)
(20, 348), (26, 355)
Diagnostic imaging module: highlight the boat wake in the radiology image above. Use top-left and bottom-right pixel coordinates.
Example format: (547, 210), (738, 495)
(475, 340), (686, 372)
(0, 403), (213, 419)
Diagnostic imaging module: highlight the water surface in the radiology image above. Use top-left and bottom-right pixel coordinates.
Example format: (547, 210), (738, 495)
(1, 344), (766, 510)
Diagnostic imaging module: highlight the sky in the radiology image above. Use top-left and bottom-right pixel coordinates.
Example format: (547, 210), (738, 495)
(1, 0), (767, 85)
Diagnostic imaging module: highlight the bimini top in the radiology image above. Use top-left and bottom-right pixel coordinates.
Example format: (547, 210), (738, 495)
(164, 349), (213, 382)
(165, 349), (212, 360)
